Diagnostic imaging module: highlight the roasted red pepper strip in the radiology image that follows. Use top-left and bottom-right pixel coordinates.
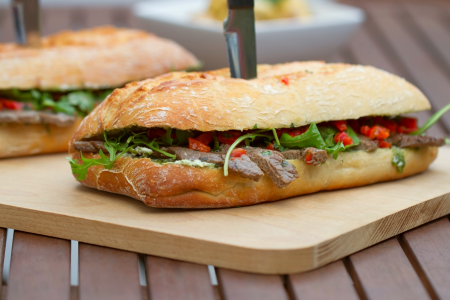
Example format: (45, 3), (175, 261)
(331, 120), (347, 132)
(399, 117), (417, 129)
(266, 143), (275, 150)
(196, 132), (213, 146)
(369, 126), (390, 140)
(0, 99), (24, 110)
(217, 131), (241, 145)
(231, 148), (246, 158)
(305, 152), (313, 165)
(281, 77), (289, 85)
(334, 132), (353, 146)
(147, 128), (167, 140)
(378, 140), (392, 149)
(188, 137), (210, 152)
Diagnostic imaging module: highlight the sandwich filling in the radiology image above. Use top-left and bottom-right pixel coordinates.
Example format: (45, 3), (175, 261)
(69, 110), (450, 189)
(0, 89), (113, 126)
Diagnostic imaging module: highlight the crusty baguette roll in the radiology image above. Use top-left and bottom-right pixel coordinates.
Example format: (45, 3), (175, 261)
(1, 119), (82, 158)
(0, 26), (199, 90)
(70, 61), (430, 142)
(72, 147), (437, 208)
(69, 62), (437, 208)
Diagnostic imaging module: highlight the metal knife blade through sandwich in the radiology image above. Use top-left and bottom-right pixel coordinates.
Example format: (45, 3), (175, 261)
(12, 0), (41, 47)
(224, 0), (257, 79)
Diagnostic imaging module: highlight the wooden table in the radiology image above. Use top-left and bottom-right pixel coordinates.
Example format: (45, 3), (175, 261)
(1, 1), (450, 299)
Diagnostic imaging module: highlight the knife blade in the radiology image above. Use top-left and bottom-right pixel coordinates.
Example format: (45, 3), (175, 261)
(12, 0), (41, 47)
(223, 0), (257, 79)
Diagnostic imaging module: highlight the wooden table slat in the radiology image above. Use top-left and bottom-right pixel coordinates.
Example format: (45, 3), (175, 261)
(348, 238), (430, 300)
(404, 4), (450, 79)
(6, 231), (70, 300)
(0, 228), (6, 295)
(0, 9), (15, 43)
(217, 268), (288, 300)
(401, 218), (450, 299)
(288, 260), (359, 300)
(42, 8), (74, 35)
(365, 3), (450, 133)
(79, 243), (142, 300)
(145, 256), (215, 300)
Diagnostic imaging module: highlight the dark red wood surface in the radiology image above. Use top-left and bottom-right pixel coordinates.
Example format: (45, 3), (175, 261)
(401, 218), (450, 299)
(79, 243), (142, 300)
(0, 228), (6, 296)
(348, 238), (430, 300)
(6, 232), (70, 300)
(145, 256), (215, 300)
(288, 260), (359, 300)
(217, 268), (288, 300)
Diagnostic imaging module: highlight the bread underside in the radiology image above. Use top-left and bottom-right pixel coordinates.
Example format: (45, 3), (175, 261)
(73, 147), (437, 208)
(0, 120), (81, 158)
(0, 27), (199, 90)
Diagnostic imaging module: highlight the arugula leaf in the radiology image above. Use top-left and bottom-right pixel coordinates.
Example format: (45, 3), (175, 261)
(253, 124), (258, 129)
(175, 130), (194, 145)
(327, 141), (345, 159)
(392, 148), (406, 173)
(67, 150), (114, 181)
(280, 123), (326, 149)
(128, 133), (175, 159)
(212, 135), (222, 152)
(318, 126), (337, 147)
(412, 103), (450, 135)
(161, 128), (174, 145)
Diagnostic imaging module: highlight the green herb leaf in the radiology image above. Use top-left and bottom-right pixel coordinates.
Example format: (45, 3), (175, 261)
(253, 124), (258, 129)
(212, 135), (222, 152)
(412, 103), (450, 135)
(175, 130), (194, 145)
(280, 123), (326, 149)
(327, 141), (345, 159)
(261, 150), (272, 156)
(161, 128), (174, 145)
(392, 148), (406, 173)
(290, 123), (295, 128)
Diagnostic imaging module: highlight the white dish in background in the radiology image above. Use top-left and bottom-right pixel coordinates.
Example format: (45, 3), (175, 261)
(133, 0), (365, 70)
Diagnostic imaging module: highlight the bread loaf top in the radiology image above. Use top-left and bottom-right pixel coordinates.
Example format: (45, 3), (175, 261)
(0, 26), (199, 91)
(69, 61), (430, 149)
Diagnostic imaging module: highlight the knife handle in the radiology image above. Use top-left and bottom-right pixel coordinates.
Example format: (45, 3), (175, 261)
(227, 0), (254, 9)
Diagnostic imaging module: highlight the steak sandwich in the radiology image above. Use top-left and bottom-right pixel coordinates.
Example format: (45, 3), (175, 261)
(0, 26), (198, 158)
(67, 61), (449, 208)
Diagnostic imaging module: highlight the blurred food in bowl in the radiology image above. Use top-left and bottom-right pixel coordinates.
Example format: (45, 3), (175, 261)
(207, 0), (311, 21)
(133, 0), (365, 70)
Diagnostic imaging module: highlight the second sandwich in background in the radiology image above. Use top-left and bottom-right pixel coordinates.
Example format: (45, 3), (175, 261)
(0, 26), (199, 158)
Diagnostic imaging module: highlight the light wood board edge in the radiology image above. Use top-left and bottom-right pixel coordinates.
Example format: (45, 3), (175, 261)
(0, 192), (448, 274)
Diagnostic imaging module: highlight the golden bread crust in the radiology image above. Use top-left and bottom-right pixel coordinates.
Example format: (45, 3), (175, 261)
(0, 27), (199, 90)
(0, 118), (82, 158)
(72, 147), (438, 208)
(68, 61), (431, 145)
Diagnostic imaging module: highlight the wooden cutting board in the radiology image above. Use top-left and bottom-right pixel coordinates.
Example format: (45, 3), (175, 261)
(0, 148), (449, 274)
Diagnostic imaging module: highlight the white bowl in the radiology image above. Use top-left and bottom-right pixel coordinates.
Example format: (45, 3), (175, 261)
(133, 0), (365, 70)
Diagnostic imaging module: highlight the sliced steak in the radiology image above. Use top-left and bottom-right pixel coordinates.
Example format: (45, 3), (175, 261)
(228, 155), (263, 181)
(281, 148), (328, 166)
(0, 110), (76, 126)
(74, 141), (97, 153)
(38, 112), (76, 127)
(168, 146), (224, 164)
(0, 110), (40, 123)
(245, 148), (299, 188)
(353, 134), (378, 152)
(387, 134), (445, 148)
(90, 141), (108, 153)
